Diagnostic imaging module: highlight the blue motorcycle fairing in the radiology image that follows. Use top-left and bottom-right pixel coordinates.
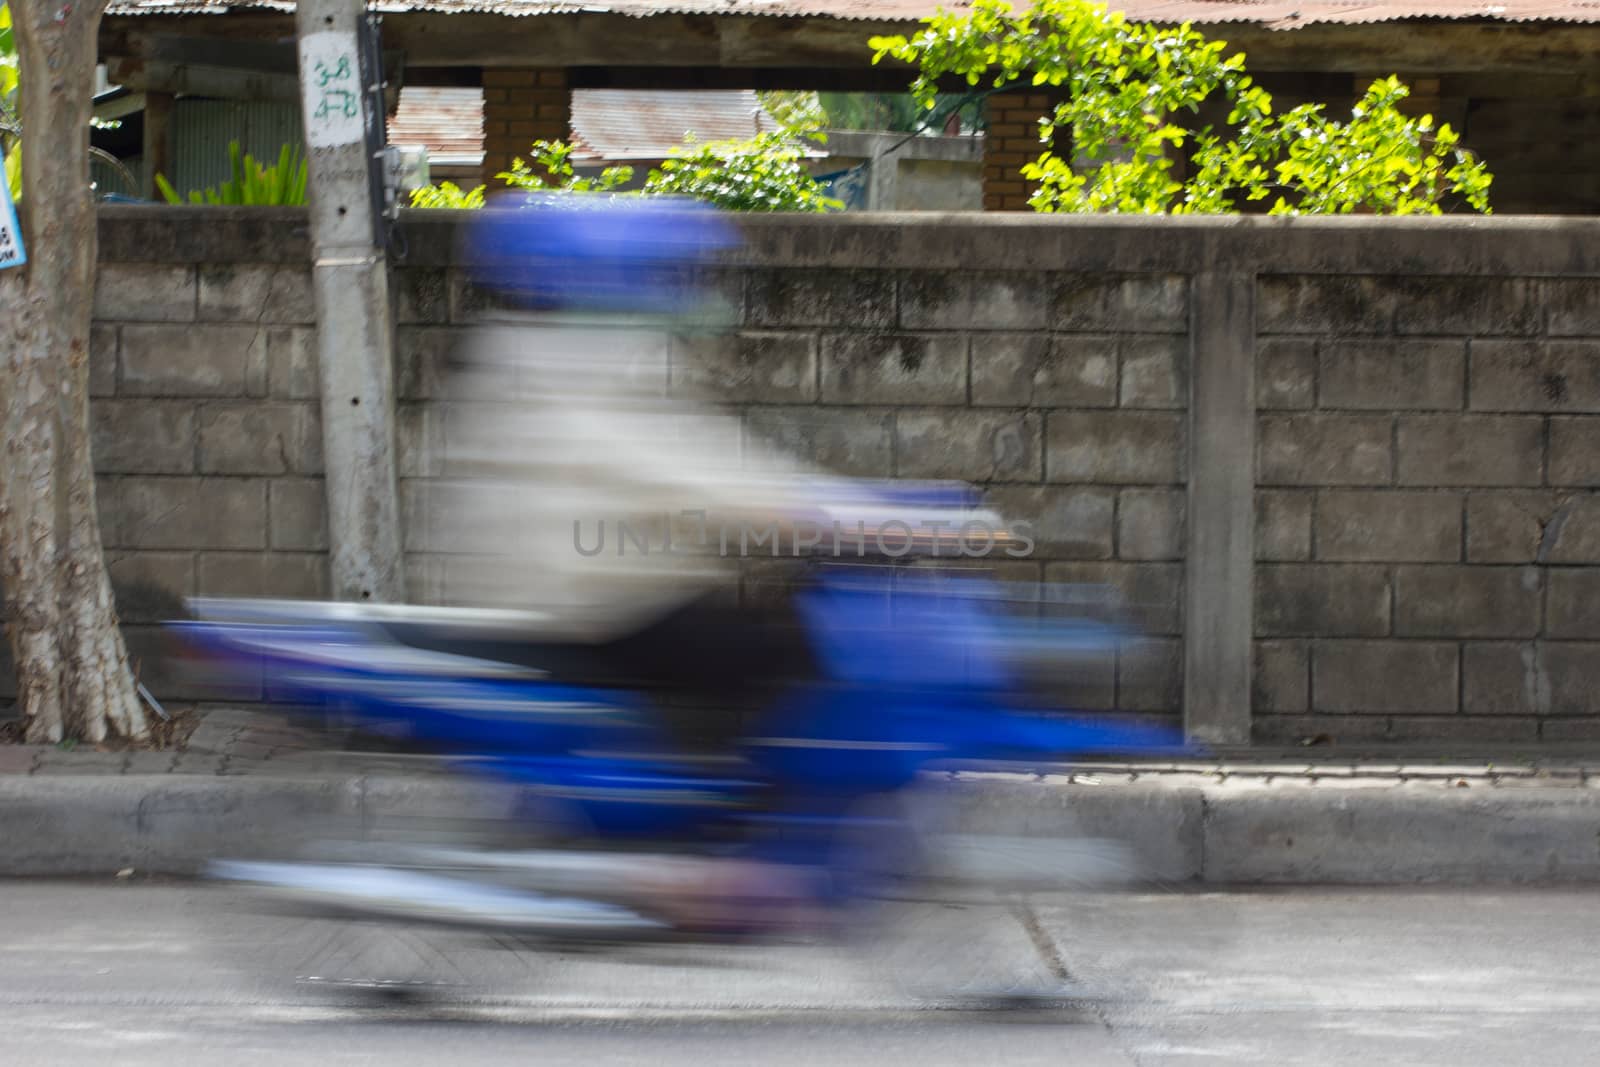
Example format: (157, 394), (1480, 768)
(170, 562), (1193, 868)
(462, 197), (739, 316)
(172, 619), (659, 757)
(454, 754), (766, 836)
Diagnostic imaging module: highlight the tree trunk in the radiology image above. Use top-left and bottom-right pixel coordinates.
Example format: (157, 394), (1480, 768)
(0, 0), (144, 743)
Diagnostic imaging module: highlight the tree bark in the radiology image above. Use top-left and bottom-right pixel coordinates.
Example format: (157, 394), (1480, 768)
(0, 0), (145, 743)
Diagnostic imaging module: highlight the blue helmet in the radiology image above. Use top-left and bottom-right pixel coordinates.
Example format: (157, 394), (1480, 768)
(460, 193), (740, 316)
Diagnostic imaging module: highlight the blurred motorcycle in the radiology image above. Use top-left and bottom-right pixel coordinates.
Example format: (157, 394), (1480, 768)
(169, 195), (1190, 1003)
(176, 544), (1181, 1002)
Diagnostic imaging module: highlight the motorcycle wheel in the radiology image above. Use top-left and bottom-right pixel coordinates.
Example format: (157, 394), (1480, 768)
(257, 913), (547, 1003)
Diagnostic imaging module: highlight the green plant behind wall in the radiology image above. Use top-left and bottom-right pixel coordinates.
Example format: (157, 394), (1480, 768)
(409, 180), (486, 209)
(872, 0), (1492, 215)
(155, 141), (309, 206)
(1, 2), (19, 200)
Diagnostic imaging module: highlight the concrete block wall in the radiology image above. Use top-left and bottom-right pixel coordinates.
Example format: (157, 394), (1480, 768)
(82, 257), (330, 703)
(0, 212), (337, 704)
(15, 207), (1600, 746)
(1253, 274), (1600, 743)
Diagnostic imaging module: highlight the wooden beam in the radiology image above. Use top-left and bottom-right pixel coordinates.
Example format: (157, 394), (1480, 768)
(106, 56), (301, 100)
(100, 13), (295, 55)
(1211, 24), (1600, 74)
(381, 13), (722, 66)
(565, 65), (920, 92)
(140, 91), (172, 200)
(130, 31), (298, 72)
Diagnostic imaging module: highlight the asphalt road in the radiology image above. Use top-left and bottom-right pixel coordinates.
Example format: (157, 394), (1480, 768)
(2, 882), (1598, 1066)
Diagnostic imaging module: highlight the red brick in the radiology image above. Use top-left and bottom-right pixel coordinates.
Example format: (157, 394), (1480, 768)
(536, 70), (568, 87)
(483, 69), (537, 88)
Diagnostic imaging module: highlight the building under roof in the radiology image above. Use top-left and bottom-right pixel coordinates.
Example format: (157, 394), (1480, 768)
(99, 0), (1600, 212)
(387, 86), (786, 179)
(97, 0), (1600, 23)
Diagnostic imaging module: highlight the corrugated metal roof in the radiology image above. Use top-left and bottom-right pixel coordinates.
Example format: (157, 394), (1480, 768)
(105, 0), (952, 18)
(171, 98), (304, 193)
(388, 86), (485, 164)
(384, 87), (789, 165)
(1098, 1), (1600, 27)
(103, 0), (1600, 25)
(570, 89), (782, 161)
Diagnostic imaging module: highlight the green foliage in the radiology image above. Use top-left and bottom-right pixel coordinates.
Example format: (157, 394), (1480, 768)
(758, 91), (828, 136)
(0, 5), (15, 106)
(820, 92), (922, 133)
(440, 132), (841, 214)
(155, 141), (308, 206)
(645, 132), (841, 212)
(1, 3), (128, 202)
(816, 92), (985, 135)
(1, 2), (18, 200)
(409, 180), (487, 209)
(871, 0), (1492, 214)
(499, 139), (635, 195)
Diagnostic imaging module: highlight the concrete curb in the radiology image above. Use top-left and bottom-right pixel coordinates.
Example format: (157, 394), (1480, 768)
(2, 773), (1598, 883)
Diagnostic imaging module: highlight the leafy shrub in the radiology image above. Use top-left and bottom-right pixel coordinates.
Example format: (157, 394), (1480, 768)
(409, 180), (487, 209)
(412, 130), (840, 214)
(871, 0), (1492, 214)
(645, 132), (841, 213)
(155, 141), (308, 206)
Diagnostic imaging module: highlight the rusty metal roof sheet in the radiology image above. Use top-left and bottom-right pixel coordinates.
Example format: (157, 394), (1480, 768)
(570, 89), (783, 161)
(105, 0), (959, 18)
(388, 86), (485, 164)
(104, 0), (1600, 26)
(1099, 1), (1600, 27)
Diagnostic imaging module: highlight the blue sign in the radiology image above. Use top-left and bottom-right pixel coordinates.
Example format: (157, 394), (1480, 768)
(0, 173), (25, 271)
(816, 166), (869, 211)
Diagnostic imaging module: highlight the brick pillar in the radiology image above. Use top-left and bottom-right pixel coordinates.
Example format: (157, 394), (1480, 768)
(481, 68), (571, 188)
(982, 92), (1055, 211)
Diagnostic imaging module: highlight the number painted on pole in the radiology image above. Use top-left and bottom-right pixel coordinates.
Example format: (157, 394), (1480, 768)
(299, 32), (365, 149)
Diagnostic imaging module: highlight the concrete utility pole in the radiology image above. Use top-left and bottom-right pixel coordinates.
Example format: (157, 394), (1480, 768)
(295, 0), (405, 602)
(1183, 271), (1255, 746)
